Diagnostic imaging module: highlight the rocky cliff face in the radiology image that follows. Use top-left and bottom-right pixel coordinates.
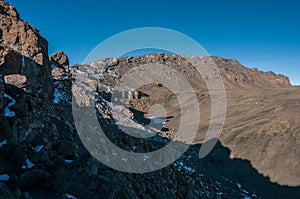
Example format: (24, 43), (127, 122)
(0, 0), (51, 97)
(207, 56), (291, 88)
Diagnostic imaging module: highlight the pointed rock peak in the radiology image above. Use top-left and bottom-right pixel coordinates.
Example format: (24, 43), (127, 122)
(50, 51), (70, 69)
(0, 0), (19, 18)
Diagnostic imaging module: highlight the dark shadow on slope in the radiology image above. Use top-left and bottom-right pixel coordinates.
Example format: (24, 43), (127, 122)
(187, 139), (300, 199)
(73, 101), (300, 199)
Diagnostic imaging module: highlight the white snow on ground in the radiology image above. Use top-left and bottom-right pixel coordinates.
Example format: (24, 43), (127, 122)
(0, 140), (7, 148)
(143, 154), (151, 161)
(174, 161), (196, 173)
(22, 159), (35, 169)
(4, 93), (16, 117)
(65, 193), (77, 199)
(64, 159), (73, 163)
(148, 117), (165, 125)
(53, 82), (69, 104)
(33, 145), (44, 152)
(0, 174), (10, 181)
(53, 88), (62, 104)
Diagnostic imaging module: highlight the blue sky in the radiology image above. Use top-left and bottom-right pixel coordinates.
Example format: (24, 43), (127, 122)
(7, 0), (300, 85)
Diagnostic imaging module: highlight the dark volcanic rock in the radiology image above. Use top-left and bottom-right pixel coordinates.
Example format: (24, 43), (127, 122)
(17, 169), (50, 189)
(0, 74), (5, 111)
(0, 182), (20, 199)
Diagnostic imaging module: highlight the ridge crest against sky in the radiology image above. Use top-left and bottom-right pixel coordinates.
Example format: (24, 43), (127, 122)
(6, 0), (300, 85)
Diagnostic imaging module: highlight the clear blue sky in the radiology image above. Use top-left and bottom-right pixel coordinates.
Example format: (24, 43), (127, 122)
(6, 0), (300, 85)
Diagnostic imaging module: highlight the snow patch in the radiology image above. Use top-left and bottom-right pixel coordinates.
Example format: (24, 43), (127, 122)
(65, 193), (77, 199)
(149, 117), (165, 125)
(33, 145), (44, 152)
(24, 159), (35, 169)
(0, 140), (7, 148)
(64, 159), (73, 163)
(174, 161), (196, 173)
(143, 154), (151, 161)
(4, 93), (16, 117)
(0, 174), (10, 181)
(53, 81), (70, 104)
(53, 88), (62, 104)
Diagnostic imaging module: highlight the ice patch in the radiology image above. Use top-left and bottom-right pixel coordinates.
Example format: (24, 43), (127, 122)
(242, 189), (249, 194)
(21, 55), (25, 68)
(174, 161), (196, 173)
(65, 193), (77, 199)
(143, 154), (151, 161)
(64, 159), (73, 163)
(0, 174), (10, 181)
(53, 88), (69, 104)
(33, 145), (44, 152)
(150, 118), (165, 125)
(0, 140), (7, 148)
(237, 183), (242, 189)
(24, 159), (35, 169)
(4, 93), (16, 117)
(53, 88), (62, 104)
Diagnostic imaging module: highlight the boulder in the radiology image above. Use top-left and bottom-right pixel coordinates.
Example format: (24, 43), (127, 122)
(17, 169), (50, 189)
(4, 74), (26, 89)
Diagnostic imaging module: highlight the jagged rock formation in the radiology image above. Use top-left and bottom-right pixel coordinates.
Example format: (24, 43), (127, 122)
(208, 56), (291, 88)
(50, 51), (70, 81)
(0, 0), (51, 96)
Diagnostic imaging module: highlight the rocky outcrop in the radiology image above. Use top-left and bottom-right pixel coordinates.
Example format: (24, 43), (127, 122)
(0, 0), (51, 96)
(50, 51), (70, 81)
(207, 56), (291, 88)
(0, 0), (19, 18)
